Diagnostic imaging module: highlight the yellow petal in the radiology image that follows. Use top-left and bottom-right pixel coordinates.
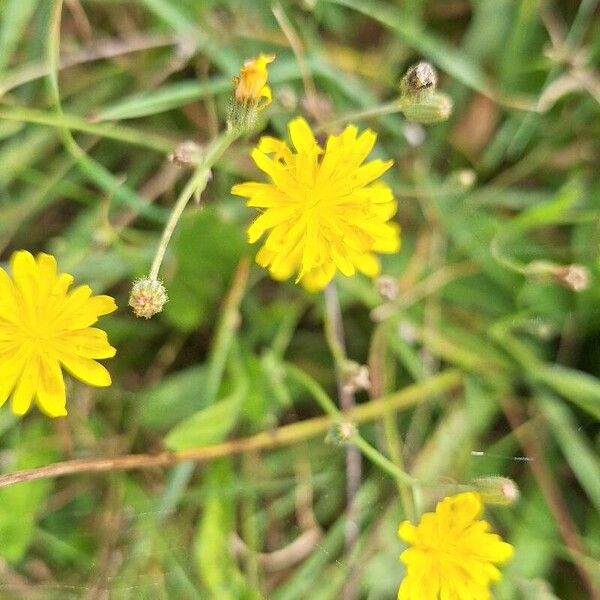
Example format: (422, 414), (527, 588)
(58, 328), (117, 359)
(288, 117), (320, 154)
(11, 354), (38, 415)
(0, 348), (27, 408)
(36, 357), (67, 417)
(60, 353), (112, 387)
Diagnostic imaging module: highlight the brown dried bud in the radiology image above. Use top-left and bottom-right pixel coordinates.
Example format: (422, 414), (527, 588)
(525, 260), (590, 292)
(376, 275), (400, 301)
(401, 62), (438, 95)
(553, 264), (590, 292)
(129, 277), (168, 319)
(168, 141), (203, 167)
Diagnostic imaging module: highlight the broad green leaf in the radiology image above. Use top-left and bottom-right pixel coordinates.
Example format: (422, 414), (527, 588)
(138, 365), (208, 430)
(0, 421), (58, 563)
(194, 460), (261, 599)
(164, 395), (240, 451)
(164, 208), (248, 331)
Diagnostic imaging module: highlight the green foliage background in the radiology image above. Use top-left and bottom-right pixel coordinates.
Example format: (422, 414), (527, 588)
(0, 0), (599, 598)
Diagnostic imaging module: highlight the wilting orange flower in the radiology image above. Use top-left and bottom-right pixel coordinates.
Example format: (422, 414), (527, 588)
(231, 117), (400, 291)
(0, 251), (117, 417)
(233, 53), (275, 109)
(398, 492), (514, 600)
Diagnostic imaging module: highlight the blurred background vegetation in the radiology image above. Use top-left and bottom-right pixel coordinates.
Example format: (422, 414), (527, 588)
(0, 0), (599, 598)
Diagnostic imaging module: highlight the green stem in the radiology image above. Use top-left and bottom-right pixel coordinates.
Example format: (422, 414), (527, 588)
(148, 126), (239, 280)
(352, 436), (416, 487)
(0, 105), (174, 153)
(285, 363), (416, 487)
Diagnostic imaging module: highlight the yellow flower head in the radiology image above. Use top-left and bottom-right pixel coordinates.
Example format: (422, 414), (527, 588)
(0, 251), (117, 417)
(231, 117), (400, 291)
(233, 53), (275, 109)
(398, 492), (514, 600)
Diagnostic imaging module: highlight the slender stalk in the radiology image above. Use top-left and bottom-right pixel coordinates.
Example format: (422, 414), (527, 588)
(148, 126), (239, 280)
(323, 283), (361, 600)
(369, 325), (416, 521)
(0, 371), (462, 489)
(286, 363), (415, 488)
(0, 105), (174, 153)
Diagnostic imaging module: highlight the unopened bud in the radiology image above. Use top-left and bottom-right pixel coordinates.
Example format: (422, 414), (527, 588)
(129, 277), (168, 319)
(400, 91), (453, 124)
(326, 420), (357, 446)
(524, 260), (590, 292)
(472, 476), (519, 506)
(341, 361), (371, 394)
(227, 53), (275, 133)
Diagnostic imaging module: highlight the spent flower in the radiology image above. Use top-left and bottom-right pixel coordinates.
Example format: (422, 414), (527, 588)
(399, 61), (453, 124)
(0, 251), (117, 417)
(398, 492), (513, 599)
(129, 277), (168, 319)
(231, 117), (400, 291)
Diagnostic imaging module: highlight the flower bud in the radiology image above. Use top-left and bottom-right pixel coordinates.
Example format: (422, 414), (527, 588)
(227, 53), (275, 133)
(326, 420), (357, 446)
(400, 91), (453, 124)
(472, 476), (519, 506)
(524, 260), (590, 292)
(129, 277), (168, 319)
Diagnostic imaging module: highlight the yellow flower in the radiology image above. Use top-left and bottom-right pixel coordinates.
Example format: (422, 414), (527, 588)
(231, 117), (400, 291)
(0, 251), (117, 417)
(233, 53), (275, 109)
(398, 492), (513, 600)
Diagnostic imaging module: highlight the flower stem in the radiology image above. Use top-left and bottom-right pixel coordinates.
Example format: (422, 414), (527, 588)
(0, 370), (461, 489)
(323, 283), (361, 600)
(148, 126), (239, 281)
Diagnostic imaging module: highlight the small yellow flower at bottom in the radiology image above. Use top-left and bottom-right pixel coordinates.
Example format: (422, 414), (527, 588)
(398, 492), (513, 600)
(0, 251), (117, 417)
(231, 117), (400, 291)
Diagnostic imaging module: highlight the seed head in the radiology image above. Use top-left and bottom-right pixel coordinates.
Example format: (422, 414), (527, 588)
(129, 277), (168, 319)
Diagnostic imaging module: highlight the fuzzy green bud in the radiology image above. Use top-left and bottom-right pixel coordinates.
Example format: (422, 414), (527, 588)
(400, 91), (453, 124)
(472, 476), (519, 506)
(129, 277), (168, 319)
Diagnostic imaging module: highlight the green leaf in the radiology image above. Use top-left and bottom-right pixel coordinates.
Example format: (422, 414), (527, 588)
(539, 394), (600, 514)
(534, 364), (600, 419)
(326, 0), (491, 94)
(0, 0), (40, 74)
(138, 365), (208, 430)
(194, 460), (261, 599)
(164, 395), (240, 451)
(0, 421), (58, 563)
(164, 208), (248, 331)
